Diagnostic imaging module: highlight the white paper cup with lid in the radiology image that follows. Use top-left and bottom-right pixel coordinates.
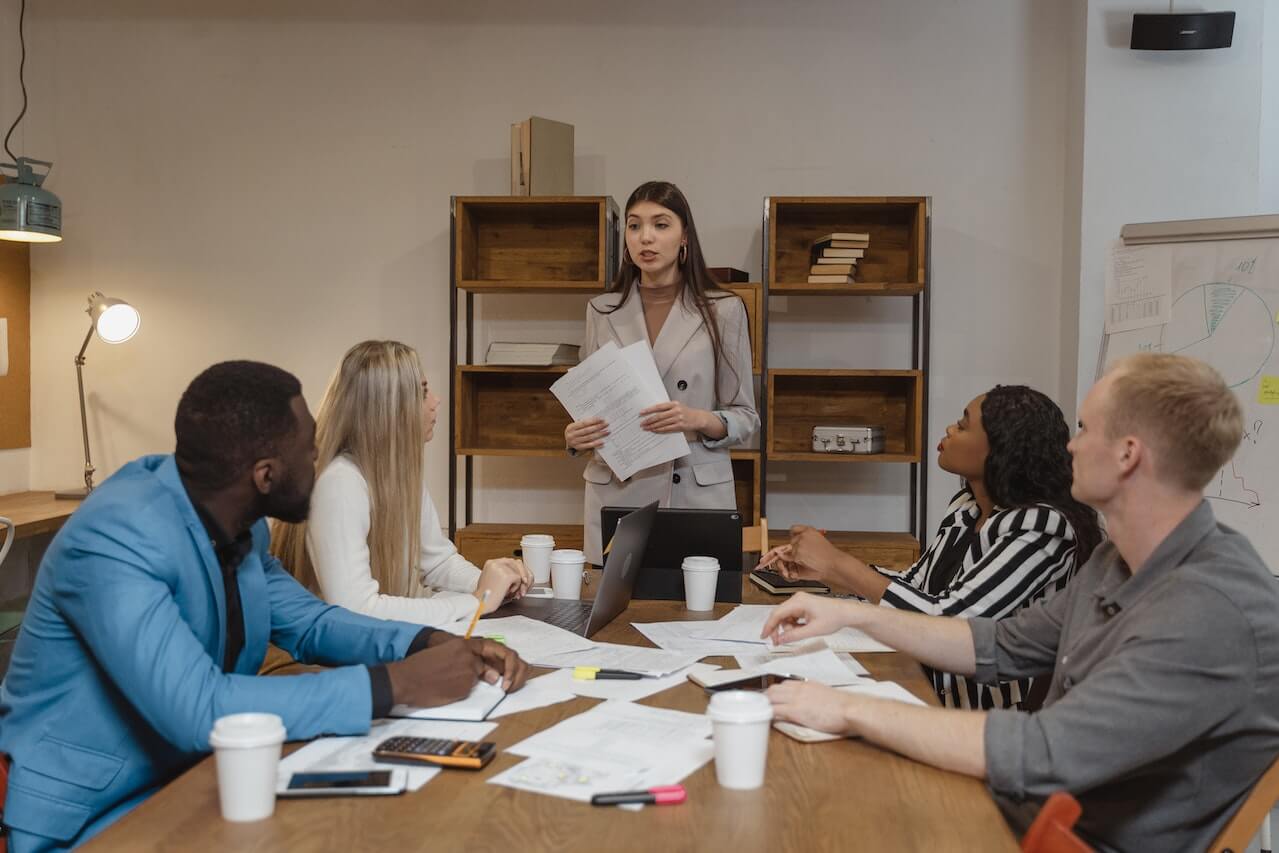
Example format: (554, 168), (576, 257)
(520, 533), (555, 584)
(707, 691), (773, 790)
(681, 555), (720, 611)
(208, 712), (287, 822)
(549, 548), (586, 600)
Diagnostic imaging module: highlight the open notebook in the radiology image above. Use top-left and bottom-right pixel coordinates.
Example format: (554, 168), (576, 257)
(388, 680), (508, 722)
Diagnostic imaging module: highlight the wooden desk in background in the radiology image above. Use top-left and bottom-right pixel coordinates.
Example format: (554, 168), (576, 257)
(0, 491), (80, 541)
(83, 576), (1018, 852)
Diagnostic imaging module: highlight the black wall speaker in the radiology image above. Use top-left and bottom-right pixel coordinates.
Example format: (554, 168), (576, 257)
(1131, 12), (1235, 50)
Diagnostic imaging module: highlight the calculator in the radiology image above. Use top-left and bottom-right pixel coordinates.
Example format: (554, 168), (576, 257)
(372, 736), (498, 770)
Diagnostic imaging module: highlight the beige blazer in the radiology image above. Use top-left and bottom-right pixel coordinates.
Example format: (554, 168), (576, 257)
(577, 283), (759, 563)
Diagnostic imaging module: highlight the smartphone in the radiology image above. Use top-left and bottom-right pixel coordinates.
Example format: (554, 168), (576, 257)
(278, 769), (408, 798)
(703, 673), (800, 693)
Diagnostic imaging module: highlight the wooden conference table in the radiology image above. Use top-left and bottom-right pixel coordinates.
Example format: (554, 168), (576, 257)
(85, 575), (1018, 852)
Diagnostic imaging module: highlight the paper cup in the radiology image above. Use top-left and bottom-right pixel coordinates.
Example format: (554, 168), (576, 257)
(549, 549), (586, 600)
(682, 555), (720, 611)
(707, 691), (773, 790)
(520, 534), (555, 584)
(208, 713), (287, 822)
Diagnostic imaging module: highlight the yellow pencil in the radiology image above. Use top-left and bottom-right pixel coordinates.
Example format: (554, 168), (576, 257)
(463, 590), (489, 640)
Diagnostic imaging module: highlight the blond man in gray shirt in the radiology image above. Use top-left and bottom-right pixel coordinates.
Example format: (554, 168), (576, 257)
(763, 353), (1279, 852)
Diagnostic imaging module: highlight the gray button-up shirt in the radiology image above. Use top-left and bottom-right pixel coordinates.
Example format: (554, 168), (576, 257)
(970, 501), (1279, 852)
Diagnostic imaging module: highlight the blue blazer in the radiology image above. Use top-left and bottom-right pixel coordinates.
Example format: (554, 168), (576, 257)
(0, 455), (423, 851)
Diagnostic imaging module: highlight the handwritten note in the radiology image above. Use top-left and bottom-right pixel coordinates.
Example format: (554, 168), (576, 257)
(1104, 241), (1172, 333)
(1258, 376), (1279, 406)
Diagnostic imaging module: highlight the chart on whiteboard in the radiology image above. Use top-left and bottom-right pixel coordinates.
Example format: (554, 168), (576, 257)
(1101, 237), (1279, 573)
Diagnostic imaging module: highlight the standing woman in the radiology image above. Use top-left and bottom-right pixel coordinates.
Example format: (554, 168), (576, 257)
(566, 181), (759, 565)
(272, 340), (530, 625)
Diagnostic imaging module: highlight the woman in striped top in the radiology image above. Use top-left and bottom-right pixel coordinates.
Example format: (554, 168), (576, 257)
(757, 385), (1102, 709)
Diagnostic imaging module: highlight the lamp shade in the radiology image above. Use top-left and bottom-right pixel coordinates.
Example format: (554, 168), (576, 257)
(0, 158), (63, 243)
(87, 292), (140, 344)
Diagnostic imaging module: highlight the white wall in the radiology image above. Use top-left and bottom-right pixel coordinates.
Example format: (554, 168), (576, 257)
(4, 0), (1079, 536)
(1075, 0), (1269, 401)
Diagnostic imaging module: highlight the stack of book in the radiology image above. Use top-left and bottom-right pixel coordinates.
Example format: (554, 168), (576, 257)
(808, 232), (869, 284)
(485, 342), (580, 366)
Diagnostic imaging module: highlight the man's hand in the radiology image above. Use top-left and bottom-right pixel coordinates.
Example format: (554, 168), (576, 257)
(384, 634), (484, 708)
(760, 592), (859, 645)
(471, 637), (530, 692)
(767, 680), (860, 736)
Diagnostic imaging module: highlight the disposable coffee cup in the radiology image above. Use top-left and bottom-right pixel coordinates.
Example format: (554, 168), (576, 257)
(682, 555), (721, 611)
(549, 548), (586, 600)
(707, 691), (773, 790)
(208, 712), (287, 822)
(520, 534), (555, 584)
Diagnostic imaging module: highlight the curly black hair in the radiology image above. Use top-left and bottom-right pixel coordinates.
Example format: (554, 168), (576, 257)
(980, 385), (1103, 565)
(175, 361), (303, 490)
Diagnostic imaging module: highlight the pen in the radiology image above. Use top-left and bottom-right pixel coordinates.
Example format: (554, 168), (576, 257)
(572, 666), (644, 680)
(591, 785), (686, 806)
(463, 590), (489, 640)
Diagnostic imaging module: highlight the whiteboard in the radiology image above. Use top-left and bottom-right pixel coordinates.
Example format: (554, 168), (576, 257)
(1099, 236), (1279, 574)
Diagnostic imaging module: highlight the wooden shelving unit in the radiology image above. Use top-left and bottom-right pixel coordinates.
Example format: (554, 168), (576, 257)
(762, 196), (931, 557)
(448, 197), (762, 553)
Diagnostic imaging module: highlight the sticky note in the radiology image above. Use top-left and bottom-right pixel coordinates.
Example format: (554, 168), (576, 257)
(1258, 376), (1279, 405)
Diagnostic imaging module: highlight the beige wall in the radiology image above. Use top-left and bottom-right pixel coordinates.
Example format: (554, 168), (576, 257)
(0, 0), (1078, 531)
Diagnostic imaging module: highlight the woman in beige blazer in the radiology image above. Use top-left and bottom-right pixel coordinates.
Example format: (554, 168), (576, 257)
(566, 181), (759, 564)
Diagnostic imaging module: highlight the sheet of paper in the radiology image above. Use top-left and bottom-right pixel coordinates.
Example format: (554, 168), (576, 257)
(631, 620), (765, 658)
(389, 679), (507, 722)
(734, 641), (869, 676)
(534, 641), (701, 676)
(488, 671), (579, 719)
(539, 662), (719, 702)
(490, 700), (714, 802)
(704, 647), (867, 686)
(772, 680), (928, 743)
(550, 340), (689, 481)
(439, 614), (597, 663)
(278, 718), (497, 792)
(696, 605), (895, 653)
(1104, 240), (1172, 333)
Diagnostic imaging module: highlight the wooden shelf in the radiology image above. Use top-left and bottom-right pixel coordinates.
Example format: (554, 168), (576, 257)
(767, 530), (920, 572)
(730, 450), (761, 526)
(767, 196), (927, 292)
(767, 369), (923, 462)
(455, 523), (584, 568)
(0, 491), (81, 540)
(453, 196), (618, 291)
(768, 281), (924, 296)
(454, 366), (570, 456)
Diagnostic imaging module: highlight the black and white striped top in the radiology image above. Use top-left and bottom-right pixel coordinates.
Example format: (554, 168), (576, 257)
(873, 488), (1080, 709)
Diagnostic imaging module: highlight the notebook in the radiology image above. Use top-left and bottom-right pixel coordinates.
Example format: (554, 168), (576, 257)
(388, 680), (507, 722)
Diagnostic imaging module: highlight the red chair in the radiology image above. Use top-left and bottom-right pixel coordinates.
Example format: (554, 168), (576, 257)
(1021, 792), (1093, 853)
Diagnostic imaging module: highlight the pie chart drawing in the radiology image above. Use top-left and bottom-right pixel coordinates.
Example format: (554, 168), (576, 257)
(1164, 283), (1276, 388)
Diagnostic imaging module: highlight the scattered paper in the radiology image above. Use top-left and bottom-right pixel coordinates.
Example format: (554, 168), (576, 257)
(534, 641), (701, 676)
(490, 701), (714, 802)
(550, 341), (690, 481)
(711, 647), (867, 686)
(1104, 240), (1172, 333)
(440, 614), (597, 663)
(488, 671), (579, 719)
(696, 605), (895, 653)
(540, 662), (719, 703)
(389, 679), (507, 722)
(631, 620), (764, 658)
(278, 718), (497, 792)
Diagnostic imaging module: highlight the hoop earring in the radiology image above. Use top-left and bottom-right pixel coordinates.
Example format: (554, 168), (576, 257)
(679, 244), (688, 264)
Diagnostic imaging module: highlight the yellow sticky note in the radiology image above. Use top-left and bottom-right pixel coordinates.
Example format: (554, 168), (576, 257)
(1258, 376), (1279, 405)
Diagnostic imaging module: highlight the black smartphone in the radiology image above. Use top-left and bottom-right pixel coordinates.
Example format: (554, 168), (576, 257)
(279, 769), (407, 797)
(703, 673), (800, 693)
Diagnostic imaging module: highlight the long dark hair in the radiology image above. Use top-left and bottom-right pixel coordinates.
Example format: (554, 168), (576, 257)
(595, 181), (740, 405)
(980, 386), (1103, 565)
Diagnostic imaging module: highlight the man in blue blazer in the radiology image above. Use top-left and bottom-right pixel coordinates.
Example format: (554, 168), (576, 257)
(0, 361), (528, 851)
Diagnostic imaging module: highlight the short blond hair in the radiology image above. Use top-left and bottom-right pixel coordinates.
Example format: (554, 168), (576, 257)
(1105, 353), (1242, 490)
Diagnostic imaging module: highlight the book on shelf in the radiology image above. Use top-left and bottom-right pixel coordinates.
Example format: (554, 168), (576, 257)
(817, 239), (870, 250)
(814, 247), (865, 260)
(806, 274), (856, 284)
(810, 263), (857, 275)
(485, 342), (580, 366)
(707, 266), (750, 283)
(814, 232), (870, 244)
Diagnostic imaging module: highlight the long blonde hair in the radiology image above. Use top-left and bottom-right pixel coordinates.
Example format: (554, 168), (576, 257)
(271, 340), (426, 597)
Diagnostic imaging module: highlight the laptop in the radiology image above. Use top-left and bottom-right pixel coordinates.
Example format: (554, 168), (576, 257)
(486, 501), (657, 637)
(600, 506), (743, 604)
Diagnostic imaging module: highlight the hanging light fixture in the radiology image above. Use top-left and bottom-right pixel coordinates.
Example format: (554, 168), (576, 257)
(0, 0), (63, 243)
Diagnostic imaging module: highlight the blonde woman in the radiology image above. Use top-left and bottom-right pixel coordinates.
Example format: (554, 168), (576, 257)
(272, 341), (530, 625)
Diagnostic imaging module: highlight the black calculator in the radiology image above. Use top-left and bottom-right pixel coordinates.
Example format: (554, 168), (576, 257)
(372, 736), (498, 770)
